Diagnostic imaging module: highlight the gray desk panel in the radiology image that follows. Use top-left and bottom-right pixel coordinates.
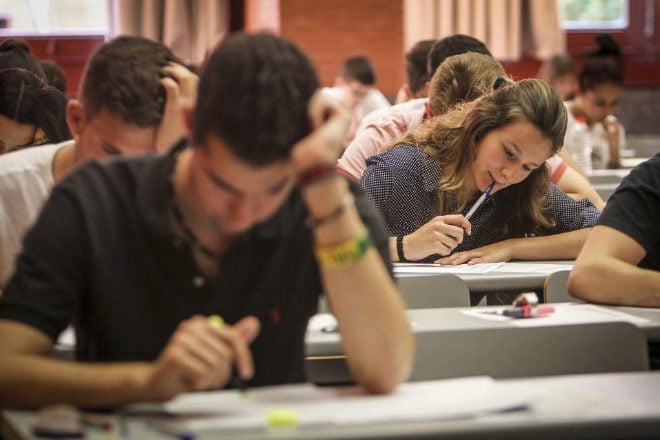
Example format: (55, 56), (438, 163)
(603, 305), (660, 341)
(306, 307), (651, 384)
(396, 261), (574, 294)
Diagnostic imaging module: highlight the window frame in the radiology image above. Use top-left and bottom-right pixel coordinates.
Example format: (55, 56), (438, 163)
(565, 0), (660, 86)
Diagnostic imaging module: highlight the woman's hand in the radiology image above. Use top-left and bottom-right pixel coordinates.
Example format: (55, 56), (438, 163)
(402, 215), (471, 261)
(436, 240), (513, 265)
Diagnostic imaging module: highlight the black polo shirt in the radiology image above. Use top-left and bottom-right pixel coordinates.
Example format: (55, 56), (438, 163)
(597, 153), (660, 271)
(0, 143), (392, 387)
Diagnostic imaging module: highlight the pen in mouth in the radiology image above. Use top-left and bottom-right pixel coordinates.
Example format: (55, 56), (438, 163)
(465, 181), (495, 220)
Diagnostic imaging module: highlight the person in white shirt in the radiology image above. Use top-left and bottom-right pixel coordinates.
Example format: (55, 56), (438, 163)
(563, 34), (627, 174)
(0, 36), (197, 288)
(322, 55), (390, 144)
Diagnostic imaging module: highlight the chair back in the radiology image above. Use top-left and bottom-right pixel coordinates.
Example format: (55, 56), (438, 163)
(543, 270), (583, 303)
(397, 274), (470, 308)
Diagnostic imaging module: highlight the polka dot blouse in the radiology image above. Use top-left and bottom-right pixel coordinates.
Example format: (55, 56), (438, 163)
(359, 144), (600, 263)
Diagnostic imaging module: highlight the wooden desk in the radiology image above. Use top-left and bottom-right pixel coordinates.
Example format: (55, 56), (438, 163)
(4, 371), (660, 440)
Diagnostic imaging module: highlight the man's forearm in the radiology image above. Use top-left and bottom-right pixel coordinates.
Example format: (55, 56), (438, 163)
(303, 176), (414, 393)
(569, 257), (660, 307)
(0, 355), (150, 409)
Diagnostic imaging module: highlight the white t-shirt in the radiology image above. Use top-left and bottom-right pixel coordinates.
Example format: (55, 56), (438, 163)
(322, 86), (391, 143)
(0, 141), (72, 287)
(563, 103), (627, 174)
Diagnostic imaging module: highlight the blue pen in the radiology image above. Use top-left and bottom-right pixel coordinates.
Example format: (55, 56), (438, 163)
(465, 181), (495, 220)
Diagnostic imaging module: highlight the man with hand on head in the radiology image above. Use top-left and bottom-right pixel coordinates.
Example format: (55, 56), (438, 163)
(0, 36), (197, 288)
(0, 32), (413, 408)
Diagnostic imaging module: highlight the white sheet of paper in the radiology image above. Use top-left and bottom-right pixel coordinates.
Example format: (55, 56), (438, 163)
(136, 377), (534, 435)
(492, 263), (573, 273)
(393, 262), (505, 274)
(462, 304), (651, 327)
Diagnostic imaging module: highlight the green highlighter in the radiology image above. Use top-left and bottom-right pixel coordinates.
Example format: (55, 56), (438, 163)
(208, 315), (249, 395)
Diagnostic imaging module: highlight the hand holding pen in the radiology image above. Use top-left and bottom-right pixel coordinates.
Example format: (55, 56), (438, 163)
(399, 214), (471, 261)
(142, 314), (260, 401)
(398, 182), (494, 263)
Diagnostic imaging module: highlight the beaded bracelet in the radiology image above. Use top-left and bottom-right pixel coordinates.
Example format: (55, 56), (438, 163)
(297, 164), (339, 189)
(314, 228), (372, 269)
(396, 235), (409, 262)
(306, 193), (355, 229)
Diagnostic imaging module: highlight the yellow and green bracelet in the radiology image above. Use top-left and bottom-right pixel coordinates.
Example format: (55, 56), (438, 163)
(314, 228), (372, 269)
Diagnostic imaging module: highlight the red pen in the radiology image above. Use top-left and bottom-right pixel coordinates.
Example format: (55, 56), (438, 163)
(501, 305), (555, 318)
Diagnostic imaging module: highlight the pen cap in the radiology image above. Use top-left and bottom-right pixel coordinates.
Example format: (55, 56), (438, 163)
(513, 292), (538, 307)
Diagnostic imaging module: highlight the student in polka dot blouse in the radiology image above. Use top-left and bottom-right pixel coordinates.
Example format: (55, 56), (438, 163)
(360, 78), (600, 264)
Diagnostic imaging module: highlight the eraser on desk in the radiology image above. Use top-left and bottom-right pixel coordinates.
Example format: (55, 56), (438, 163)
(267, 408), (299, 427)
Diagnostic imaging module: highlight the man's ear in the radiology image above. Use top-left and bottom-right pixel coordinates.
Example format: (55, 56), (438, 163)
(66, 99), (85, 138)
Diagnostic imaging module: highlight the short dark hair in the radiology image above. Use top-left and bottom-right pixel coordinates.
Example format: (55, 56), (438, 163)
(0, 39), (45, 78)
(340, 55), (377, 85)
(579, 34), (624, 91)
(0, 68), (71, 148)
(40, 60), (67, 94)
(193, 32), (320, 166)
(405, 39), (436, 95)
(427, 34), (491, 77)
(80, 36), (180, 127)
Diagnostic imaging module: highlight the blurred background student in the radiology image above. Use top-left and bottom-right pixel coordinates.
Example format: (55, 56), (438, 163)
(0, 39), (44, 77)
(394, 39), (437, 104)
(323, 55), (390, 144)
(563, 34), (627, 174)
(40, 59), (68, 94)
(538, 53), (578, 101)
(0, 68), (71, 154)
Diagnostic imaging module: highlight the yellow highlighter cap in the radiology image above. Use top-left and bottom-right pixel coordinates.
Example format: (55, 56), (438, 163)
(266, 409), (299, 427)
(208, 315), (224, 328)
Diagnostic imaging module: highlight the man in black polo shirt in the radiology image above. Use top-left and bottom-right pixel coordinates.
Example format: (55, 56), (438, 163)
(0, 33), (413, 408)
(569, 153), (660, 305)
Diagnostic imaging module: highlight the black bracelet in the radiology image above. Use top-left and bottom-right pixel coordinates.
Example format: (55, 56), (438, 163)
(305, 193), (355, 229)
(396, 235), (409, 262)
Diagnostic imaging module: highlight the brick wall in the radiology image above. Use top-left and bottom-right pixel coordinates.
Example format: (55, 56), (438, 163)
(279, 0), (404, 100)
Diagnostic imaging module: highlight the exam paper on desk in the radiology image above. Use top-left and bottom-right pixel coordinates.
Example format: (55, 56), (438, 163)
(131, 377), (535, 433)
(393, 262), (573, 275)
(463, 304), (651, 328)
(393, 262), (505, 274)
